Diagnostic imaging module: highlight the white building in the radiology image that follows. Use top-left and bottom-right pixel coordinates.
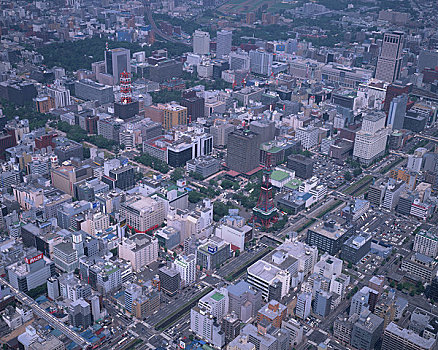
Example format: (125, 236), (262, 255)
(295, 292), (312, 319)
(216, 30), (232, 58)
(193, 30), (210, 55)
(173, 254), (196, 286)
(296, 126), (319, 150)
(229, 50), (250, 71)
(313, 253), (343, 279)
(190, 306), (225, 348)
(353, 112), (389, 165)
(47, 84), (71, 108)
(198, 288), (229, 320)
(119, 234), (159, 272)
(249, 49), (273, 76)
(413, 230), (438, 258)
(215, 212), (252, 251)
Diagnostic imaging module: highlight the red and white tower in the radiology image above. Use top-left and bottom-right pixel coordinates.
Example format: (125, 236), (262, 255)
(120, 71), (132, 104)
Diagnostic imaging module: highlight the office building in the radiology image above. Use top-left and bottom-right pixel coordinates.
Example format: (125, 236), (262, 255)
(313, 290), (333, 317)
(227, 129), (261, 174)
(97, 118), (122, 142)
(53, 240), (81, 273)
(105, 48), (131, 84)
(217, 30), (232, 58)
(350, 286), (372, 317)
(69, 298), (92, 328)
(74, 79), (114, 104)
(59, 273), (91, 302)
(53, 138), (84, 163)
(257, 300), (287, 328)
(222, 312), (240, 344)
(353, 112), (389, 165)
(210, 123), (235, 147)
(47, 277), (60, 300)
(351, 309), (384, 350)
(227, 280), (262, 323)
(193, 30), (210, 55)
(215, 212), (252, 251)
(249, 120), (276, 144)
(186, 155), (220, 179)
(196, 237), (231, 270)
(306, 219), (353, 255)
(102, 165), (135, 191)
(382, 322), (436, 350)
(418, 49), (438, 73)
(341, 232), (372, 264)
(247, 241), (318, 300)
(161, 103), (188, 130)
(249, 49), (273, 76)
(413, 229), (438, 258)
(190, 306), (225, 348)
(7, 251), (55, 293)
(199, 288), (229, 320)
(401, 252), (438, 282)
(229, 51), (251, 71)
(287, 155), (314, 179)
(240, 323), (290, 350)
(47, 84), (71, 108)
(180, 96), (204, 122)
(119, 234), (159, 272)
(387, 94), (408, 130)
(296, 126), (319, 150)
(173, 254), (196, 287)
(375, 31), (404, 83)
(322, 64), (373, 88)
(158, 267), (180, 296)
(120, 195), (166, 232)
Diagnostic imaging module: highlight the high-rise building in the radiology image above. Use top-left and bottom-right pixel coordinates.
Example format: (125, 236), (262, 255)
(198, 288), (229, 320)
(229, 51), (251, 71)
(227, 281), (262, 323)
(418, 49), (438, 73)
(173, 254), (196, 287)
(249, 49), (273, 76)
(190, 306), (225, 348)
(257, 300), (287, 328)
(351, 309), (384, 350)
(120, 195), (166, 233)
(382, 322), (436, 350)
(375, 31), (404, 83)
(387, 94), (408, 130)
(105, 48), (131, 84)
(193, 30), (210, 55)
(119, 233), (159, 272)
(158, 267), (180, 296)
(221, 312), (240, 344)
(413, 229), (438, 258)
(69, 298), (92, 328)
(162, 103), (188, 130)
(296, 126), (319, 150)
(216, 30), (232, 58)
(353, 112), (389, 165)
(47, 277), (60, 300)
(287, 154), (314, 179)
(7, 252), (55, 293)
(226, 129), (261, 174)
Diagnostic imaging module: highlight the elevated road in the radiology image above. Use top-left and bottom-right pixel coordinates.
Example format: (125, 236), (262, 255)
(0, 277), (91, 348)
(145, 6), (191, 46)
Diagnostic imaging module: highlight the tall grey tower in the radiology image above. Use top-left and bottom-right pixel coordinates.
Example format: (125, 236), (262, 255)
(375, 31), (404, 83)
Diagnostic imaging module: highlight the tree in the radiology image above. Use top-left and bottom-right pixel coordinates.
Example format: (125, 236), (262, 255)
(235, 249), (240, 257)
(353, 168), (362, 177)
(344, 171), (352, 181)
(221, 179), (234, 190)
(171, 168), (185, 182)
(189, 191), (205, 203)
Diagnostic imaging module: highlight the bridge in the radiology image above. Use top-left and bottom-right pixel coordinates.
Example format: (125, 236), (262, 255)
(0, 278), (91, 348)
